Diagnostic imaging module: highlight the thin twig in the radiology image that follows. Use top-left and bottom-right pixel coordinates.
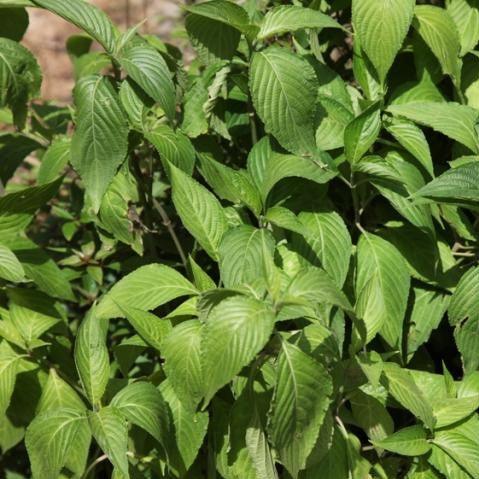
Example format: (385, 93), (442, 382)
(153, 198), (188, 269)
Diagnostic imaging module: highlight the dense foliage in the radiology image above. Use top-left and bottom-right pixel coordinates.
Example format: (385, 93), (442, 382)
(1, 0), (479, 477)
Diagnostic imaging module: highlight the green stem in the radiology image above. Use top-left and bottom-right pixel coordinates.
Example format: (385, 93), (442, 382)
(248, 99), (258, 145)
(350, 173), (367, 234)
(132, 156), (158, 259)
(153, 199), (188, 269)
(82, 454), (108, 479)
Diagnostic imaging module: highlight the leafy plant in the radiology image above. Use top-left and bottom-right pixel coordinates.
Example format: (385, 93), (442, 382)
(1, 0), (479, 477)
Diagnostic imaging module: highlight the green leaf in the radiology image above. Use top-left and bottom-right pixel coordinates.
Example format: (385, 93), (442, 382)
(458, 372), (479, 399)
(367, 151), (434, 234)
(355, 233), (410, 348)
(170, 163), (228, 261)
(352, 0), (415, 82)
(408, 369), (457, 408)
(115, 304), (171, 352)
(218, 226), (275, 288)
(8, 288), (61, 343)
(449, 266), (479, 325)
(248, 149), (336, 206)
(160, 379), (209, 473)
(245, 393), (279, 479)
(162, 320), (204, 411)
(382, 363), (435, 430)
(265, 206), (304, 234)
(433, 395), (479, 428)
(146, 125), (195, 175)
(74, 307), (109, 407)
(117, 38), (176, 120)
(0, 38), (41, 127)
(384, 118), (433, 177)
(0, 0), (33, 5)
(37, 369), (86, 414)
(32, 0), (118, 52)
(0, 308), (26, 349)
(285, 267), (352, 312)
(258, 5), (343, 40)
(415, 163), (479, 206)
(65, 33), (93, 58)
(119, 77), (152, 131)
(0, 243), (24, 282)
(71, 75), (129, 212)
(73, 51), (111, 79)
(186, 12), (240, 64)
(428, 444), (471, 479)
(293, 210), (352, 288)
(250, 46), (318, 156)
(455, 317), (479, 373)
(0, 416), (25, 459)
(184, 0), (251, 35)
(372, 425), (430, 456)
(270, 340), (332, 478)
(111, 381), (170, 445)
(461, 54), (479, 112)
(182, 79), (208, 137)
(0, 341), (22, 417)
(98, 168), (143, 255)
(0, 177), (62, 238)
(96, 264), (197, 319)
(301, 426), (349, 479)
(408, 457), (443, 479)
(387, 102), (479, 153)
(201, 296), (275, 406)
(89, 406), (129, 477)
(345, 102), (381, 164)
(189, 255), (216, 292)
(2, 236), (74, 300)
(433, 429), (479, 478)
(353, 35), (381, 101)
(184, 1), (251, 64)
(35, 371), (90, 476)
(413, 5), (460, 78)
(0, 133), (41, 184)
(316, 95), (354, 151)
(447, 0), (479, 56)
(198, 154), (262, 215)
(212, 393), (258, 479)
(350, 389), (393, 442)
(0, 7), (29, 41)
(26, 408), (90, 479)
(391, 76), (445, 105)
(407, 287), (449, 360)
(37, 136), (71, 185)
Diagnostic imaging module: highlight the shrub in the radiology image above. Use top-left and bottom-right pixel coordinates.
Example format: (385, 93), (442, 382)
(1, 0), (479, 477)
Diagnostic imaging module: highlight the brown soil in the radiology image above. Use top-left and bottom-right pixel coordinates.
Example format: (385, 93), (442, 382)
(22, 0), (186, 102)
